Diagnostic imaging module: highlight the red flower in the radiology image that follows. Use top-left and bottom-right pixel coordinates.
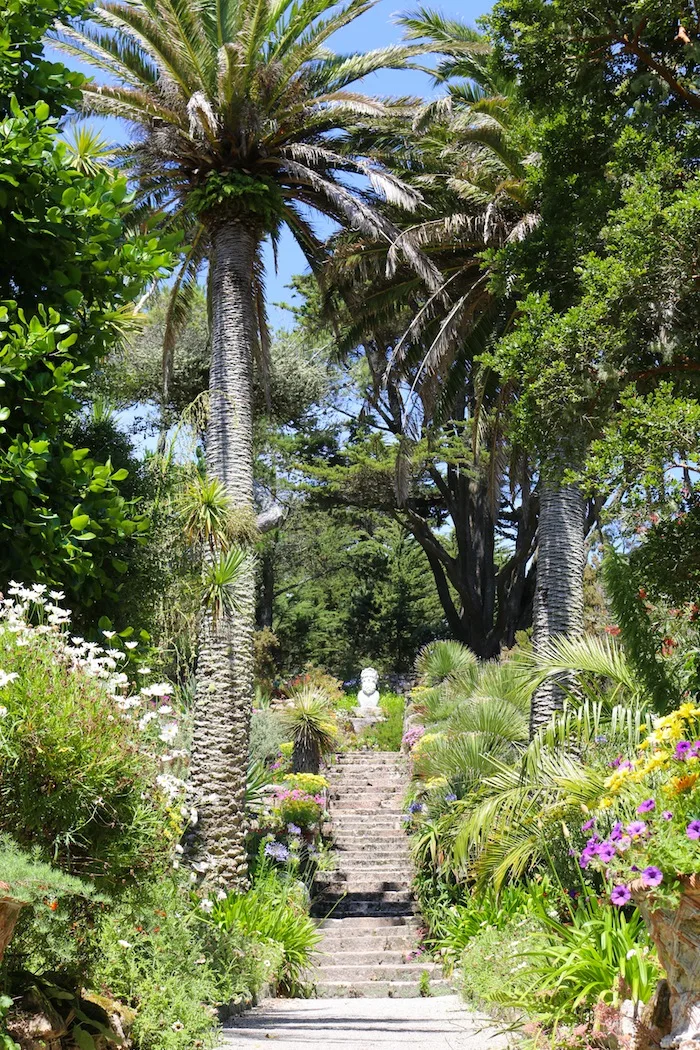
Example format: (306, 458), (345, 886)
(638, 588), (647, 600)
(605, 625), (622, 636)
(662, 637), (677, 656)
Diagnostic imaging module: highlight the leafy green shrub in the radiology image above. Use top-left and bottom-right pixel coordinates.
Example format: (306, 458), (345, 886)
(210, 860), (320, 995)
(272, 789), (324, 830)
(460, 918), (538, 1010)
(92, 880), (258, 1050)
(249, 710), (285, 765)
(0, 835), (100, 982)
(0, 598), (179, 885)
(280, 688), (337, 774)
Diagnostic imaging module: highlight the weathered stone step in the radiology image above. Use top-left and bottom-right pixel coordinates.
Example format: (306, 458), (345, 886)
(313, 979), (452, 999)
(317, 879), (412, 895)
(318, 949), (422, 965)
(318, 867), (410, 879)
(320, 934), (420, 952)
(332, 832), (408, 844)
(316, 962), (443, 982)
(317, 915), (420, 930)
(312, 899), (419, 919)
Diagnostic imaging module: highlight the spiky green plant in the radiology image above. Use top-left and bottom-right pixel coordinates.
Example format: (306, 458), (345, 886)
(416, 640), (479, 688)
(280, 687), (337, 775)
(201, 547), (247, 623)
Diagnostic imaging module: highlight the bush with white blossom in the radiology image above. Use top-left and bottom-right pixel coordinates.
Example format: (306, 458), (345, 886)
(0, 582), (187, 884)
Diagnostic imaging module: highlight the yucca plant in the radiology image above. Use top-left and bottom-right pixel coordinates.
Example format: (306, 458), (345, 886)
(201, 547), (248, 623)
(280, 688), (337, 775)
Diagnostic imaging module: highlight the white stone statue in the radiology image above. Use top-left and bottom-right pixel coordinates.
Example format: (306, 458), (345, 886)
(357, 667), (380, 710)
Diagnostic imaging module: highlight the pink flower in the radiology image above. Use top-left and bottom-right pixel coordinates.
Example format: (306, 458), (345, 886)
(637, 799), (655, 814)
(627, 821), (647, 838)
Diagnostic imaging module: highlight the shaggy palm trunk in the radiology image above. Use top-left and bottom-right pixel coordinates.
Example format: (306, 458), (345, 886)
(189, 221), (258, 888)
(529, 480), (585, 738)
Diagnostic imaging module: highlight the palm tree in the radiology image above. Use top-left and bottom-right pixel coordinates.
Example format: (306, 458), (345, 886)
(530, 480), (586, 736)
(55, 0), (441, 885)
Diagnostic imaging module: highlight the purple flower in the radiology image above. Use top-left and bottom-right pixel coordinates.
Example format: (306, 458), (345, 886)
(662, 810), (673, 821)
(686, 820), (700, 840)
(579, 846), (597, 869)
(595, 735), (608, 744)
(628, 821), (648, 838)
(598, 842), (616, 862)
(408, 801), (424, 814)
(610, 822), (624, 841)
(641, 866), (664, 889)
(675, 741), (693, 760)
(637, 798), (656, 814)
(617, 835), (632, 852)
(581, 818), (596, 832)
(611, 885), (632, 907)
(287, 823), (302, 836)
(444, 793), (457, 803)
(265, 841), (290, 862)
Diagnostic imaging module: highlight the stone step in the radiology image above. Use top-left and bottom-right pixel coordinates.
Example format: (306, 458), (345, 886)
(317, 879), (412, 895)
(313, 979), (453, 999)
(332, 848), (412, 859)
(332, 833), (408, 845)
(319, 940), (421, 957)
(318, 949), (413, 965)
(317, 915), (420, 930)
(318, 867), (411, 879)
(331, 801), (404, 811)
(312, 899), (419, 919)
(315, 962), (443, 983)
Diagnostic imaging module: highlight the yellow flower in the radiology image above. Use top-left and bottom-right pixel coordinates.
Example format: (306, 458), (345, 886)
(600, 797), (613, 809)
(668, 773), (699, 796)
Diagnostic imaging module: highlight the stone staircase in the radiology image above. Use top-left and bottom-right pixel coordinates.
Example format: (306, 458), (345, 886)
(310, 751), (450, 998)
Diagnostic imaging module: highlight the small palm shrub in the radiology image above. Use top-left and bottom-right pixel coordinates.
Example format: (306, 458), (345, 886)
(0, 591), (182, 885)
(415, 640), (478, 688)
(280, 687), (337, 774)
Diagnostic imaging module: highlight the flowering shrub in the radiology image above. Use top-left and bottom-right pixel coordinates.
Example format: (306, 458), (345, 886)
(271, 787), (325, 830)
(402, 724), (425, 751)
(283, 773), (329, 795)
(0, 584), (186, 884)
(580, 701), (700, 906)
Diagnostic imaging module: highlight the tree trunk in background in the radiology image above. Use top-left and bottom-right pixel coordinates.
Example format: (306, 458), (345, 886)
(529, 480), (585, 738)
(189, 221), (258, 889)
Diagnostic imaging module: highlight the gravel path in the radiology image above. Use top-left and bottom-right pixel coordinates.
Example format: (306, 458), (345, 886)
(218, 996), (508, 1050)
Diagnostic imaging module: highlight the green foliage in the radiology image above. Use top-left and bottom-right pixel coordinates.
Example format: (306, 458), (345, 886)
(249, 710), (286, 766)
(603, 549), (682, 712)
(0, 0), (173, 610)
(92, 880), (229, 1050)
(460, 918), (538, 1011)
(0, 835), (95, 907)
(272, 512), (446, 678)
(210, 861), (320, 996)
(507, 892), (660, 1022)
(201, 548), (248, 624)
(356, 692), (405, 751)
(189, 172), (283, 228)
(0, 995), (18, 1050)
(0, 613), (176, 885)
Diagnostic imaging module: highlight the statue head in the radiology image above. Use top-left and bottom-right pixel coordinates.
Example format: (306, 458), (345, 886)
(360, 667), (379, 693)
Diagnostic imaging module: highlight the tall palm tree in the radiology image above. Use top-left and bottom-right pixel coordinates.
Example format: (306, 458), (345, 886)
(54, 0), (442, 886)
(530, 480), (586, 736)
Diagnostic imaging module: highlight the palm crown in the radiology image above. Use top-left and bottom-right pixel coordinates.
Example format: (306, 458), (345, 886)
(55, 0), (440, 284)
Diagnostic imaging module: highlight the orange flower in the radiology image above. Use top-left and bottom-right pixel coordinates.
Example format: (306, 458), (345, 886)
(669, 773), (699, 795)
(48, 900), (58, 911)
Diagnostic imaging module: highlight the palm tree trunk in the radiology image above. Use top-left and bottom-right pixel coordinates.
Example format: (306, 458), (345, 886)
(189, 221), (258, 888)
(529, 479), (585, 737)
